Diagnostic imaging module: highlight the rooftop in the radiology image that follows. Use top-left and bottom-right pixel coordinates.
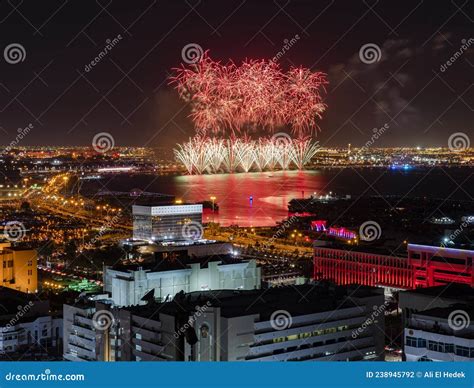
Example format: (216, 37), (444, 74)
(413, 304), (474, 321)
(111, 253), (247, 273)
(401, 283), (474, 303)
(124, 283), (382, 321)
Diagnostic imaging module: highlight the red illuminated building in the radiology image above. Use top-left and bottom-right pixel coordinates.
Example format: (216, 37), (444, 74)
(314, 244), (474, 289)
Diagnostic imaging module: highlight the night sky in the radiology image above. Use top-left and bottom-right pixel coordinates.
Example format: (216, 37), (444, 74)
(0, 0), (472, 149)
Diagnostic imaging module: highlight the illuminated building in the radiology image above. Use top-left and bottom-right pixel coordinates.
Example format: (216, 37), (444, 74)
(327, 227), (357, 240)
(0, 243), (37, 294)
(314, 245), (413, 289)
(69, 284), (384, 361)
(313, 244), (474, 290)
(132, 204), (203, 242)
(408, 244), (473, 288)
(104, 255), (261, 307)
(311, 220), (327, 232)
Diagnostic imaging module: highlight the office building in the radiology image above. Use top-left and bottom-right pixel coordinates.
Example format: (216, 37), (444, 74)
(132, 204), (203, 242)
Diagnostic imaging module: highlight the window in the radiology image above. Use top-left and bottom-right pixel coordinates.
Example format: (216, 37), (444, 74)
(200, 325), (209, 339)
(406, 336), (417, 347)
(455, 346), (469, 357)
(417, 338), (426, 348)
(428, 341), (442, 352)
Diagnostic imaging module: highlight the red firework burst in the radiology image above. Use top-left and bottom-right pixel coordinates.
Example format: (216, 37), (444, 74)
(169, 51), (328, 138)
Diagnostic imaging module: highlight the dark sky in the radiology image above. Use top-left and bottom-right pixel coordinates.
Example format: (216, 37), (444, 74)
(0, 0), (472, 148)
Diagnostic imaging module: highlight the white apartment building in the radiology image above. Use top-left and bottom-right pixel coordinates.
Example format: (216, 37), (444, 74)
(404, 305), (473, 361)
(0, 315), (62, 354)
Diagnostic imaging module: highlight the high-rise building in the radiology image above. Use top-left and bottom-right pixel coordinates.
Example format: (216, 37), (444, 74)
(62, 294), (111, 362)
(132, 204), (203, 242)
(65, 284), (385, 362)
(0, 242), (37, 293)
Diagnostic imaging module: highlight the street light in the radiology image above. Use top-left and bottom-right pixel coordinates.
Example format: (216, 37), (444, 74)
(210, 196), (216, 212)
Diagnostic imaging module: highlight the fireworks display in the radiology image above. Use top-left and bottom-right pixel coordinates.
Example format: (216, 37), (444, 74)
(170, 52), (328, 137)
(175, 136), (320, 174)
(170, 51), (328, 174)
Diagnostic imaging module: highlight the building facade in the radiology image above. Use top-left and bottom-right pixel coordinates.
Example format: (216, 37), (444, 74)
(313, 244), (474, 290)
(0, 289), (61, 358)
(63, 295), (111, 362)
(104, 258), (261, 307)
(132, 204), (203, 241)
(404, 305), (473, 361)
(408, 244), (473, 288)
(0, 243), (37, 293)
(69, 285), (385, 362)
